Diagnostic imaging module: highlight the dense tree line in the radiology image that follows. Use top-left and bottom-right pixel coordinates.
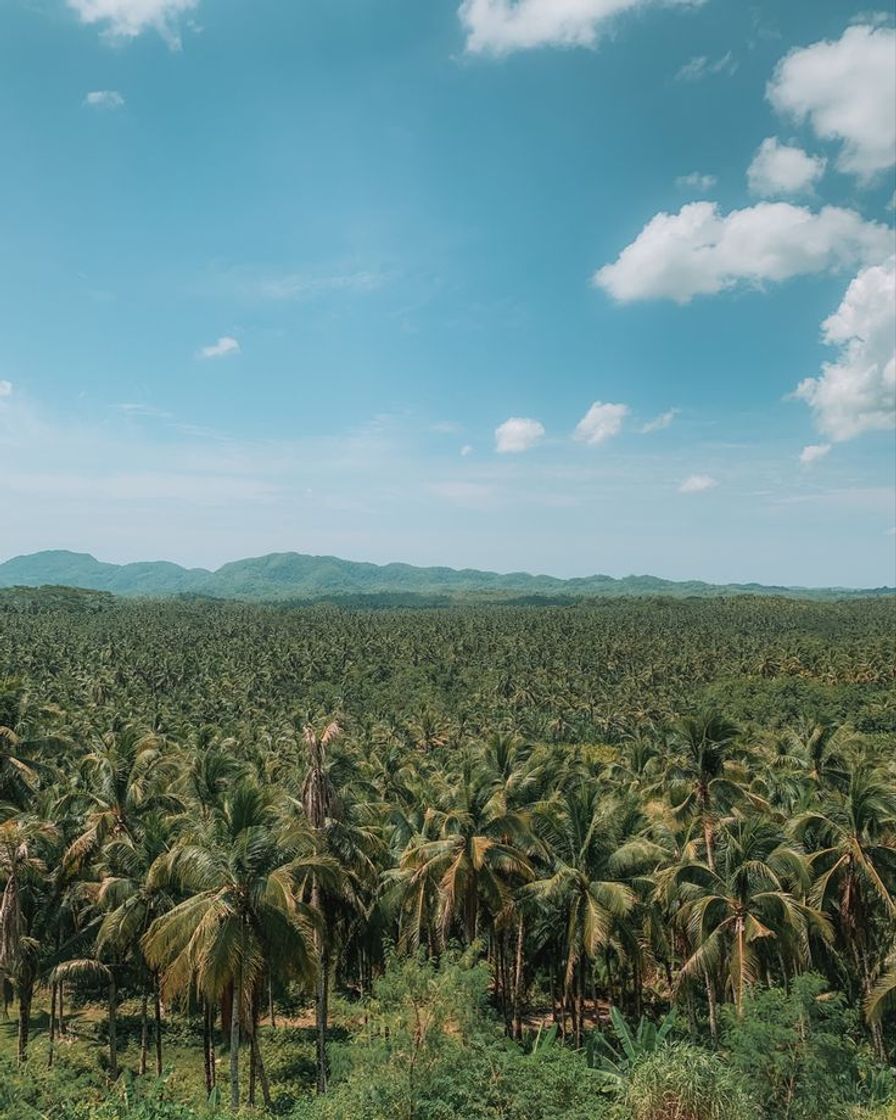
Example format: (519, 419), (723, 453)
(0, 592), (894, 1118)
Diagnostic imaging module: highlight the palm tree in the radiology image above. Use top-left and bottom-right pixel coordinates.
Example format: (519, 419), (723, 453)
(299, 718), (341, 1094)
(393, 754), (535, 948)
(793, 764), (896, 1054)
(0, 816), (60, 1061)
(674, 815), (831, 1019)
(664, 714), (744, 872)
(94, 809), (178, 1076)
(526, 783), (646, 1043)
(63, 723), (177, 871)
(143, 781), (321, 1109)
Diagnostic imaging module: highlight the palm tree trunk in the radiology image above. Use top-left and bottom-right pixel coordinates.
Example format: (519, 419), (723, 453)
(512, 914), (524, 1040)
(17, 977), (32, 1063)
(703, 965), (718, 1045)
(230, 981), (241, 1110)
(154, 973), (163, 1077)
(47, 982), (57, 1070)
(251, 1030), (273, 1109)
(203, 1000), (213, 1094)
(140, 988), (149, 1075)
(316, 937), (330, 1093)
(108, 973), (119, 1082)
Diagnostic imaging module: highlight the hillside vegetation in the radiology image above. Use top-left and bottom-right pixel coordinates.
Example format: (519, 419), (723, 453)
(1, 549), (892, 601)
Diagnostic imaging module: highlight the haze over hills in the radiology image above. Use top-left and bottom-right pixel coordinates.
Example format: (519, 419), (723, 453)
(0, 550), (892, 603)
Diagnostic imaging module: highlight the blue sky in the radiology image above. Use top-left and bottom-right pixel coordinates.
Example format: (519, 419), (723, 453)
(1, 0), (894, 585)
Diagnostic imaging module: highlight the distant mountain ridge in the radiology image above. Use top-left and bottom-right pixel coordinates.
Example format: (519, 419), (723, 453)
(0, 550), (891, 602)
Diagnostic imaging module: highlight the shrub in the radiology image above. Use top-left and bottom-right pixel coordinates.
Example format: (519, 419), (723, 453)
(621, 1042), (759, 1120)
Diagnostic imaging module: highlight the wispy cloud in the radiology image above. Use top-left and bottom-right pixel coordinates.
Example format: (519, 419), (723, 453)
(675, 51), (737, 82)
(0, 380), (12, 399)
(83, 90), (125, 110)
(198, 336), (240, 360)
(675, 172), (717, 192)
(679, 473), (717, 493)
(216, 265), (390, 303)
(799, 443), (831, 465)
(640, 408), (678, 434)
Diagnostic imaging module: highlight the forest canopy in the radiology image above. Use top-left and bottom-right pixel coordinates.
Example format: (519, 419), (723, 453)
(0, 592), (894, 1119)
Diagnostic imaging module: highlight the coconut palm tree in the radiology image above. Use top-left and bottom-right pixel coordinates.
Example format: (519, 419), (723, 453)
(663, 714), (744, 872)
(793, 764), (896, 1054)
(526, 783), (646, 1043)
(675, 815), (831, 1019)
(0, 816), (61, 1061)
(142, 780), (321, 1109)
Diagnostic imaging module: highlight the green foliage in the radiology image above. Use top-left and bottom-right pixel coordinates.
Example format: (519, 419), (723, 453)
(722, 974), (896, 1120)
(621, 1041), (760, 1120)
(288, 951), (612, 1120)
(588, 1006), (678, 1082)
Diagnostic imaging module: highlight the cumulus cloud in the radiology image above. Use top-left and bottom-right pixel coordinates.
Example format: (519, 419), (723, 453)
(767, 24), (896, 180)
(199, 336), (240, 360)
(679, 474), (717, 493)
(67, 0), (199, 46)
(573, 401), (628, 444)
(495, 417), (544, 453)
(794, 255), (895, 441)
(460, 444), (474, 456)
(640, 408), (678, 433)
(747, 137), (826, 197)
(83, 90), (125, 110)
(459, 0), (705, 56)
(675, 51), (737, 82)
(675, 171), (717, 192)
(799, 443), (832, 464)
(593, 201), (892, 303)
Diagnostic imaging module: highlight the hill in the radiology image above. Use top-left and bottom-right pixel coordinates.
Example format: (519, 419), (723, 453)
(0, 549), (891, 602)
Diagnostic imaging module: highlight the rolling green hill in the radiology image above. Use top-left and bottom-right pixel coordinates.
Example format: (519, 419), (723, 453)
(0, 549), (891, 602)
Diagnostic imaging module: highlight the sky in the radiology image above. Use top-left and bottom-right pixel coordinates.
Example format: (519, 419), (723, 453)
(0, 0), (894, 586)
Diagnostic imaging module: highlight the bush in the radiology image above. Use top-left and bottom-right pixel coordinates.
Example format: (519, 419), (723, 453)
(721, 973), (890, 1119)
(621, 1042), (759, 1120)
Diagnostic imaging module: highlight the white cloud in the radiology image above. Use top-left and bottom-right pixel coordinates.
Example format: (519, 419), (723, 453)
(460, 444), (474, 456)
(67, 0), (199, 46)
(794, 255), (895, 441)
(495, 417), (544, 453)
(747, 137), (826, 197)
(799, 443), (832, 464)
(767, 24), (896, 180)
(675, 51), (737, 82)
(459, 0), (705, 56)
(573, 401), (628, 444)
(679, 474), (717, 493)
(675, 171), (717, 192)
(198, 336), (240, 360)
(83, 90), (125, 110)
(640, 408), (678, 433)
(0, 380), (12, 398)
(593, 201), (892, 303)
